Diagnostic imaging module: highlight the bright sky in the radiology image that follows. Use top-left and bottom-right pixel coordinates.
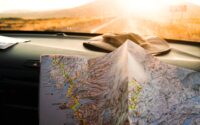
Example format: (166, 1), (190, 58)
(0, 0), (95, 12)
(118, 0), (200, 14)
(0, 0), (200, 13)
(188, 0), (200, 5)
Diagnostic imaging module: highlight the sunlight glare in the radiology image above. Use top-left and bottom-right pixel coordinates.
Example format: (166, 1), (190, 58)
(117, 0), (187, 15)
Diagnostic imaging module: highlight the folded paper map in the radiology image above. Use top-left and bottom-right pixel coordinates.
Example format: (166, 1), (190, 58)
(40, 40), (200, 125)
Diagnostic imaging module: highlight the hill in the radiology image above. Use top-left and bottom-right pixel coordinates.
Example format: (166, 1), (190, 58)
(0, 1), (200, 19)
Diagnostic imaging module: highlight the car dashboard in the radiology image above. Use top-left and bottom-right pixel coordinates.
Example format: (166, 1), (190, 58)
(0, 32), (199, 125)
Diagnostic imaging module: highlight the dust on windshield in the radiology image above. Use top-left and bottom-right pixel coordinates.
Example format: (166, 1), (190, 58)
(0, 0), (200, 42)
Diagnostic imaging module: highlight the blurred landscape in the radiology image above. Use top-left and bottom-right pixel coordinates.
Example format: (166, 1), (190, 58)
(0, 0), (200, 42)
(0, 17), (113, 32)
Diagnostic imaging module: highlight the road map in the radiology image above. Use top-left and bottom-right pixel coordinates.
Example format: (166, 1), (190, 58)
(40, 40), (200, 125)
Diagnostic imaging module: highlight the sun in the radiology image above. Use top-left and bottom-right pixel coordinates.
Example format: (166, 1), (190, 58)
(117, 0), (162, 15)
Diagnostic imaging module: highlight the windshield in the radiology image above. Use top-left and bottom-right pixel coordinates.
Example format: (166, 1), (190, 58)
(0, 0), (200, 42)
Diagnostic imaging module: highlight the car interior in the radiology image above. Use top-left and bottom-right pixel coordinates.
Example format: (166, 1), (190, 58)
(0, 0), (200, 125)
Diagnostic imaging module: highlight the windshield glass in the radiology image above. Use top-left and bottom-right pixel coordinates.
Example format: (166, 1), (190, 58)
(0, 0), (200, 42)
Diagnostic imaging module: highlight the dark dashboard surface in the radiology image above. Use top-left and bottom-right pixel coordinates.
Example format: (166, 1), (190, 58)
(0, 32), (199, 125)
(0, 32), (200, 71)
